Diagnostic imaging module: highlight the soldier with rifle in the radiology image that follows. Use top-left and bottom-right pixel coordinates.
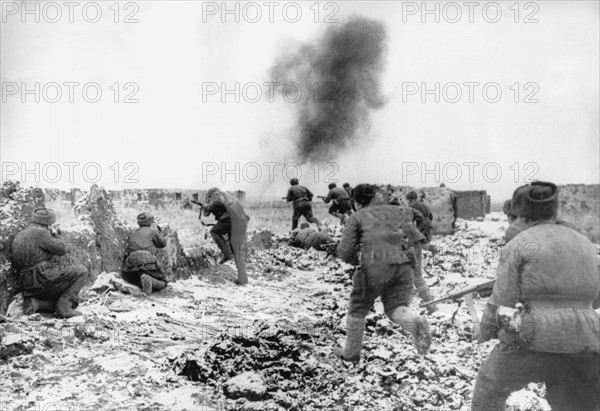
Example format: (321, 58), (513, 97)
(319, 183), (353, 224)
(470, 181), (599, 411)
(193, 188), (250, 285)
(122, 212), (168, 295)
(11, 208), (89, 318)
(284, 178), (321, 231)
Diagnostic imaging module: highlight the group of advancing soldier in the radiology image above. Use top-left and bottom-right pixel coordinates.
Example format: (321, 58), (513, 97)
(9, 179), (599, 410)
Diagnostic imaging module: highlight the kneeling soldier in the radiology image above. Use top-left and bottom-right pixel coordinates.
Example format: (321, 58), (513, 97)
(122, 212), (168, 295)
(11, 208), (89, 318)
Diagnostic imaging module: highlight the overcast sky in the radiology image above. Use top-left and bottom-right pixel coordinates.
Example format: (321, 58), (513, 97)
(1, 1), (598, 201)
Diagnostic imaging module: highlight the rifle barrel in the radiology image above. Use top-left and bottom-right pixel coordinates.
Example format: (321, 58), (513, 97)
(420, 279), (495, 307)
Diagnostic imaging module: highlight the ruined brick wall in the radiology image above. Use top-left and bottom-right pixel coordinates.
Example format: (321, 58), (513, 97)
(557, 184), (599, 242)
(454, 190), (487, 219)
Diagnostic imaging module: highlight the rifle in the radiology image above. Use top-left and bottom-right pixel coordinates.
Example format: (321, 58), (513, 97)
(317, 196), (326, 199)
(190, 199), (215, 226)
(421, 279), (495, 308)
(421, 279), (495, 337)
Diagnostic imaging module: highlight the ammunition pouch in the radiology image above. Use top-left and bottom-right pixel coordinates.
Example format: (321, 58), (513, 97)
(20, 261), (54, 291)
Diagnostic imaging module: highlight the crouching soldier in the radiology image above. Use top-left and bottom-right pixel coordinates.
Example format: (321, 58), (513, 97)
(334, 184), (432, 363)
(201, 188), (250, 286)
(322, 183), (353, 224)
(472, 181), (600, 411)
(11, 208), (88, 318)
(122, 212), (168, 295)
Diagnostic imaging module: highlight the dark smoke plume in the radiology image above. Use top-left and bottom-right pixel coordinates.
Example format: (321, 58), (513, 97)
(269, 17), (388, 163)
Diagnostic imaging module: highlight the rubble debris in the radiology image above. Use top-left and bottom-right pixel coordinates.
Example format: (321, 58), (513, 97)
(224, 371), (268, 400)
(0, 342), (34, 362)
(1, 212), (559, 409)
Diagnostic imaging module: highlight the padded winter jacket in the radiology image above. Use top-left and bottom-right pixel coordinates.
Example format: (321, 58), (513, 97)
(287, 185), (314, 203)
(337, 203), (420, 267)
(481, 222), (600, 354)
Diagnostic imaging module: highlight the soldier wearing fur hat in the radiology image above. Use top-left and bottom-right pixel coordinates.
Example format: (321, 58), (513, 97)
(472, 181), (600, 411)
(502, 199), (517, 225)
(285, 179), (321, 230)
(11, 208), (89, 318)
(333, 184), (432, 364)
(202, 188), (250, 285)
(322, 183), (353, 224)
(122, 212), (168, 295)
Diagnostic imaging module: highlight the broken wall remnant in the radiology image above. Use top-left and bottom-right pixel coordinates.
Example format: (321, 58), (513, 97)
(1, 183), (205, 314)
(69, 185), (197, 282)
(454, 190), (487, 220)
(558, 184), (599, 242)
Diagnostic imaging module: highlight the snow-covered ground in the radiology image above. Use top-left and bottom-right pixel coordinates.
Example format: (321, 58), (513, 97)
(1, 213), (579, 410)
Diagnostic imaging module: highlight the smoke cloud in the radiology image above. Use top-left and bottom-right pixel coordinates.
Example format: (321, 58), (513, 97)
(269, 16), (388, 163)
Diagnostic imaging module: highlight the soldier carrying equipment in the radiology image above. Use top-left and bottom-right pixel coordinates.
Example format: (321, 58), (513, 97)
(471, 181), (600, 411)
(321, 183), (353, 224)
(333, 184), (432, 364)
(11, 208), (89, 318)
(285, 179), (321, 230)
(122, 212), (168, 295)
(200, 188), (250, 286)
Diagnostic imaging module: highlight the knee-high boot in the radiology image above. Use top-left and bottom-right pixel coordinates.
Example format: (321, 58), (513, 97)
(333, 316), (366, 364)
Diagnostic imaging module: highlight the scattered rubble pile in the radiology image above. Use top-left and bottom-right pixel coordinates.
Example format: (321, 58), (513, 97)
(170, 217), (553, 411)
(171, 288), (493, 410)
